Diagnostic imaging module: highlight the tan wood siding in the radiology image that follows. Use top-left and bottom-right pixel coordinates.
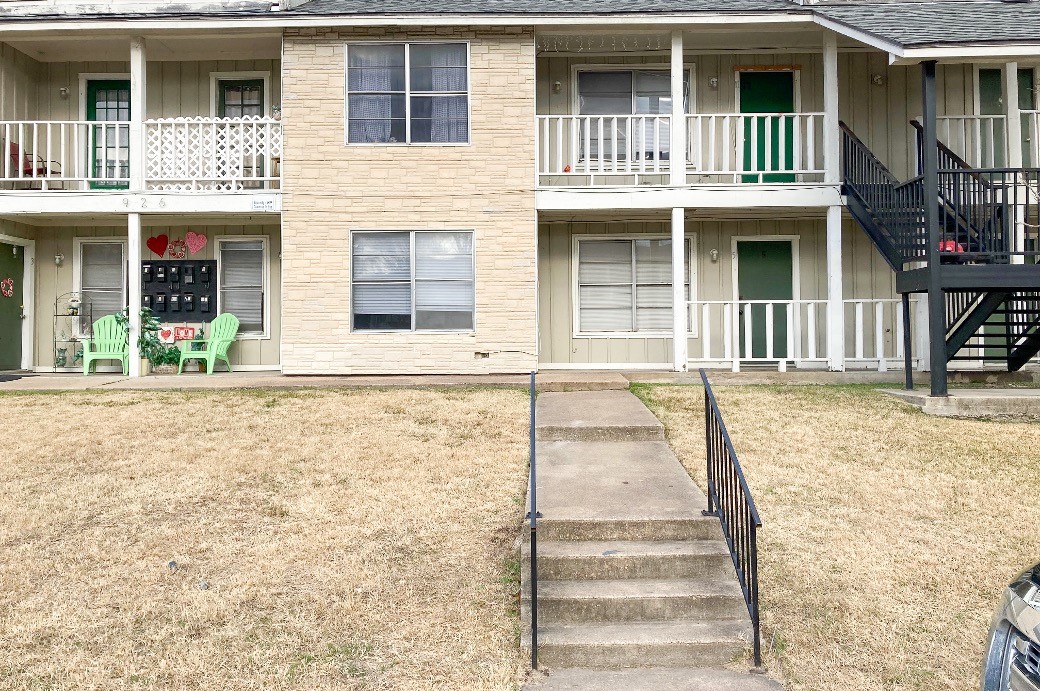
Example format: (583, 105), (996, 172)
(0, 42), (39, 120)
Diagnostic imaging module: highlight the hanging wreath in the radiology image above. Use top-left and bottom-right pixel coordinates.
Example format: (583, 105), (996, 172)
(0, 277), (13, 298)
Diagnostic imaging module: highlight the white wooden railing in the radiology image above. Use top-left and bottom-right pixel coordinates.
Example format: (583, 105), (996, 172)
(0, 117), (282, 192)
(687, 298), (922, 371)
(0, 120), (130, 189)
(934, 115), (1007, 168)
(536, 114), (672, 184)
(686, 113), (825, 182)
(145, 117), (282, 191)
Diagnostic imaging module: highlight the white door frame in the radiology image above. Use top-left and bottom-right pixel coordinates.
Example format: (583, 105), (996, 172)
(0, 233), (35, 371)
(731, 235), (801, 367)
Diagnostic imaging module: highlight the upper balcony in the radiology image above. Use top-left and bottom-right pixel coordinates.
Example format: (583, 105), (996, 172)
(0, 30), (283, 214)
(532, 28), (845, 211)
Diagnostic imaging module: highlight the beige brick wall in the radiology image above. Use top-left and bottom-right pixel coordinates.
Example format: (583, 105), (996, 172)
(280, 26), (537, 374)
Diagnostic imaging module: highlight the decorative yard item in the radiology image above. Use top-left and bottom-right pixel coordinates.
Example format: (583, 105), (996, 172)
(185, 231), (208, 255)
(146, 234), (170, 258)
(158, 326), (175, 344)
(174, 326), (196, 341)
(0, 277), (13, 298)
(55, 347), (67, 367)
(67, 293), (81, 315)
(167, 239), (187, 260)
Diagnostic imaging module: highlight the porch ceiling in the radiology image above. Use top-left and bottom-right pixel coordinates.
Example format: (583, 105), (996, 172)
(3, 31), (281, 62)
(0, 213), (280, 228)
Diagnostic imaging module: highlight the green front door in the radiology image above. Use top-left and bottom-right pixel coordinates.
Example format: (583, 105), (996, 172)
(86, 80), (131, 189)
(0, 242), (24, 370)
(979, 67), (1035, 166)
(737, 240), (793, 360)
(740, 71), (796, 183)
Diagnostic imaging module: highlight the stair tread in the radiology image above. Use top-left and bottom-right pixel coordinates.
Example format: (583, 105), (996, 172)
(529, 540), (730, 558)
(535, 578), (744, 600)
(535, 619), (751, 645)
(523, 667), (783, 691)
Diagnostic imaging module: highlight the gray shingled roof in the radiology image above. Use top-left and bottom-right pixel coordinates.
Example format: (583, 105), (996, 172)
(816, 0), (1040, 47)
(291, 0), (804, 14)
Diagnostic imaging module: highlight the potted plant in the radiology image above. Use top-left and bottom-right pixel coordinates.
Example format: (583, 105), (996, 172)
(115, 307), (163, 375)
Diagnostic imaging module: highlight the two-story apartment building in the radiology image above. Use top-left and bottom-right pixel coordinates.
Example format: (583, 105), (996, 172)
(0, 0), (1037, 395)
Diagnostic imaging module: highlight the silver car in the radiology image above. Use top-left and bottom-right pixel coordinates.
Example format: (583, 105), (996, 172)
(983, 563), (1040, 691)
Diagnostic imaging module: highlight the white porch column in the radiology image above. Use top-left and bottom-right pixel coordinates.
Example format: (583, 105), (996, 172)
(822, 33), (840, 185)
(127, 37), (147, 377)
(672, 207), (687, 372)
(669, 30), (687, 186)
(1004, 62), (1027, 265)
(129, 37), (147, 191)
(128, 213), (142, 377)
(826, 204), (845, 371)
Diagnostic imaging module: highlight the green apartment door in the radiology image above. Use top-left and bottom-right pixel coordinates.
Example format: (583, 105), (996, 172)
(740, 71), (796, 183)
(0, 242), (24, 370)
(86, 80), (131, 189)
(737, 240), (793, 360)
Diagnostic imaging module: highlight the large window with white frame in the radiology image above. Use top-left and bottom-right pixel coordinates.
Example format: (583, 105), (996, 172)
(75, 239), (126, 330)
(352, 230), (475, 332)
(346, 42), (469, 144)
(574, 236), (695, 336)
(217, 238), (267, 336)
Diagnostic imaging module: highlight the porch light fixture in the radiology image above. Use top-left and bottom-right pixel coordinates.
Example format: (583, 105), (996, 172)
(54, 252), (64, 267)
(709, 248), (719, 263)
(58, 87), (70, 99)
(871, 74), (885, 87)
(708, 77), (719, 89)
(552, 80), (562, 94)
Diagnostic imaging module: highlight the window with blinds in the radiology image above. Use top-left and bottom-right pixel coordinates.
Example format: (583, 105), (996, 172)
(576, 237), (692, 334)
(218, 239), (265, 334)
(346, 42), (469, 144)
(352, 230), (474, 332)
(78, 241), (126, 321)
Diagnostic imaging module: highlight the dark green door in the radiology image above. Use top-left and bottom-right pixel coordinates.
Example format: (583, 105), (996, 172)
(0, 242), (24, 370)
(979, 68), (1035, 166)
(740, 71), (796, 183)
(86, 80), (131, 190)
(737, 240), (793, 359)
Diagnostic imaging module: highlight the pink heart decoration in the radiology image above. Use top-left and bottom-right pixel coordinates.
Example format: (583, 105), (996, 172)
(146, 234), (169, 258)
(185, 231), (208, 256)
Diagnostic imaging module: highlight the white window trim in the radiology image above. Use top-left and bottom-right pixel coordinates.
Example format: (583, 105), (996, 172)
(344, 40), (473, 147)
(209, 71), (273, 118)
(349, 229), (477, 334)
(571, 233), (698, 339)
(73, 236), (128, 338)
(570, 63), (696, 115)
(216, 235), (270, 340)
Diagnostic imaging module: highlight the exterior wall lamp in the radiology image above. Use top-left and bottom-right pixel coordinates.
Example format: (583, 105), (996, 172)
(54, 252), (64, 266)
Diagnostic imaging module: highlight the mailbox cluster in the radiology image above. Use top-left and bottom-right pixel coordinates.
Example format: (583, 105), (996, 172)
(141, 260), (218, 323)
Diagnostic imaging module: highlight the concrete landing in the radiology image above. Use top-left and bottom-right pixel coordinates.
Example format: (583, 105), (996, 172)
(885, 388), (1040, 418)
(525, 668), (781, 691)
(536, 391), (665, 442)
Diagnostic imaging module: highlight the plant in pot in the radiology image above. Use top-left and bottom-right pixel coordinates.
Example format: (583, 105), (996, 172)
(115, 307), (164, 375)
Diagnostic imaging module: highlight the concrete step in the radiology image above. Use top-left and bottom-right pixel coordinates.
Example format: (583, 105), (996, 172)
(521, 578), (748, 624)
(535, 391), (665, 442)
(536, 516), (723, 543)
(522, 619), (751, 669)
(523, 667), (783, 691)
(523, 540), (734, 581)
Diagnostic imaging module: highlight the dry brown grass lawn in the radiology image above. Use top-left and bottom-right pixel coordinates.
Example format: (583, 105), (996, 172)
(0, 387), (529, 690)
(638, 384), (1040, 691)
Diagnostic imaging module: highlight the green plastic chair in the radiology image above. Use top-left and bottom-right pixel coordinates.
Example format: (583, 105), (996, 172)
(82, 314), (129, 375)
(177, 313), (239, 374)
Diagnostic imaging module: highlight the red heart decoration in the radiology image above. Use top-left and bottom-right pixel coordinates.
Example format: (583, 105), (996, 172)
(146, 234), (169, 258)
(159, 328), (173, 341)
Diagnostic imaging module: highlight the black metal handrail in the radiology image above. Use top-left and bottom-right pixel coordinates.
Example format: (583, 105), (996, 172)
(700, 369), (763, 668)
(526, 371), (540, 669)
(840, 122), (927, 266)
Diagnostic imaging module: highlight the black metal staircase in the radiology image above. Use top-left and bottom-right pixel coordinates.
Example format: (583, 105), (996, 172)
(840, 119), (1040, 380)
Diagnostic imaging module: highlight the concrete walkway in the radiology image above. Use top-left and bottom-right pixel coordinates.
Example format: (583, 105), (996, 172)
(885, 387), (1040, 418)
(523, 390), (782, 690)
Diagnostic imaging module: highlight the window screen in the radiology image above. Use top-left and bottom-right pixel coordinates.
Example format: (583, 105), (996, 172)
(80, 242), (125, 319)
(219, 240), (265, 334)
(352, 230), (475, 332)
